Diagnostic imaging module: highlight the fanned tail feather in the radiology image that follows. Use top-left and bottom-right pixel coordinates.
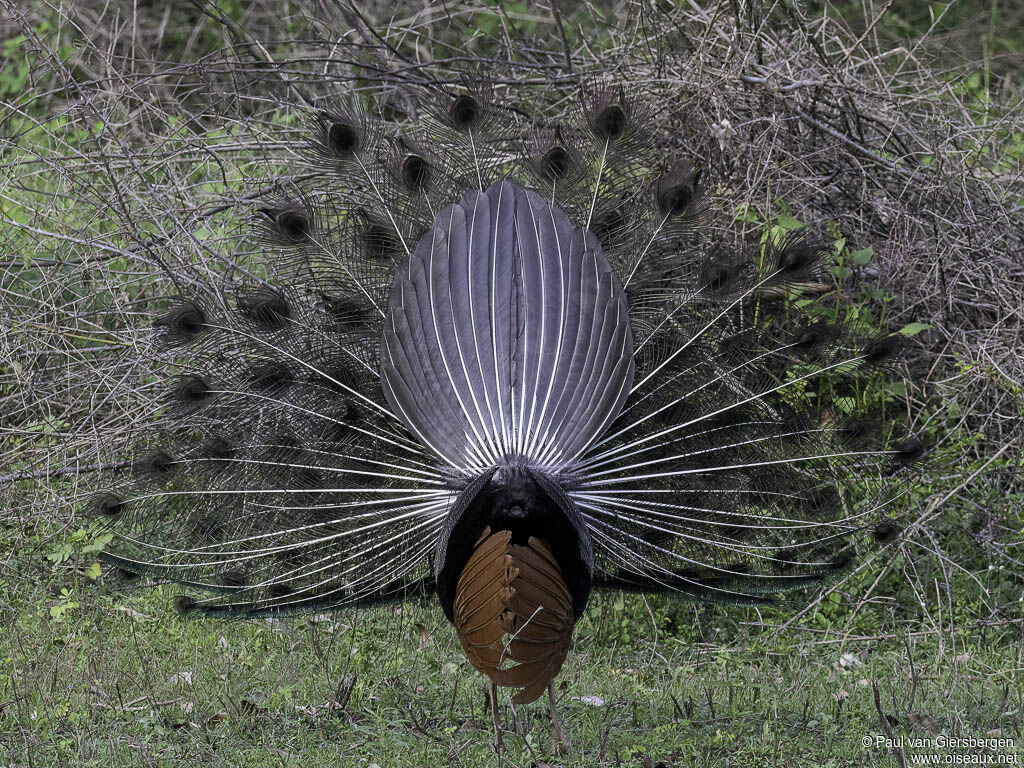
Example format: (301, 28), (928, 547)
(91, 81), (923, 619)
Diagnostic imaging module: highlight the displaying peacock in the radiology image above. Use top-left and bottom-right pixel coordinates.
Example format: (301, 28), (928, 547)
(91, 81), (924, 746)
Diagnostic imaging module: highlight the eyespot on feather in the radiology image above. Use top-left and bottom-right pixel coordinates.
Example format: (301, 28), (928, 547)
(540, 145), (571, 181)
(358, 219), (400, 261)
(837, 416), (875, 447)
(829, 551), (855, 571)
(173, 375), (212, 406)
(872, 519), (901, 544)
(296, 467), (323, 488)
(717, 331), (756, 363)
(205, 436), (235, 464)
(777, 403), (813, 432)
(723, 562), (751, 576)
(793, 486), (841, 515)
(770, 550), (796, 572)
(316, 360), (360, 394)
(328, 120), (360, 156)
(401, 153), (431, 190)
(266, 432), (301, 462)
(449, 94), (481, 129)
(772, 232), (825, 277)
(703, 404), (756, 433)
(321, 292), (375, 331)
(261, 207), (311, 244)
(154, 302), (206, 343)
(656, 165), (703, 217)
(325, 394), (360, 427)
(593, 103), (627, 141)
(142, 451), (175, 477)
(718, 524), (746, 542)
(94, 492), (124, 517)
(320, 412), (357, 444)
(237, 287), (291, 330)
(891, 437), (925, 466)
(861, 334), (903, 365)
(699, 260), (736, 292)
(789, 322), (838, 357)
(582, 83), (650, 149)
(247, 362), (292, 395)
(174, 595), (197, 614)
(193, 517), (225, 543)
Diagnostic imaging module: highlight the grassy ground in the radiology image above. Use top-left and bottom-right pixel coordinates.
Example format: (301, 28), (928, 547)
(3, 503), (1022, 768)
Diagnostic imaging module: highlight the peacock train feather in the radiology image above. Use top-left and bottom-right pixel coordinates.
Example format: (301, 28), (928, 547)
(92, 82), (924, 709)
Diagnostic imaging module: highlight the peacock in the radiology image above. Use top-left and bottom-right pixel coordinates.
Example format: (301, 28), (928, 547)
(91, 81), (924, 747)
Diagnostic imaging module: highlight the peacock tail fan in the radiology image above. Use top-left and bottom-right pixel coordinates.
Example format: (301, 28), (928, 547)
(90, 81), (925, 700)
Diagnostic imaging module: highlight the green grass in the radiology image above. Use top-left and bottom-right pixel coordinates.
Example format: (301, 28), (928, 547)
(2, 507), (1022, 768)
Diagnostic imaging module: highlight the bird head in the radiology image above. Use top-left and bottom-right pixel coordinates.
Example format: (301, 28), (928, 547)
(487, 474), (539, 530)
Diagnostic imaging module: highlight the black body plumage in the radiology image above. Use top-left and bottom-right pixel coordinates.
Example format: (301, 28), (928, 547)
(93, 84), (922, 659)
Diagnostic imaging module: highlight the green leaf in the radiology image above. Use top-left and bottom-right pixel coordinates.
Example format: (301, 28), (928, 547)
(45, 543), (73, 565)
(850, 246), (873, 265)
(899, 322), (932, 336)
(733, 203), (760, 223)
(81, 537), (112, 554)
(834, 397), (856, 415)
(777, 213), (804, 231)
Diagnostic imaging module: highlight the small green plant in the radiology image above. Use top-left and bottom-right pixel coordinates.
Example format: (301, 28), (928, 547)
(46, 524), (112, 580)
(48, 587), (79, 622)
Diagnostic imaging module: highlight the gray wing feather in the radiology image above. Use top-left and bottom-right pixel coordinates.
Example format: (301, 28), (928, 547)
(381, 180), (634, 476)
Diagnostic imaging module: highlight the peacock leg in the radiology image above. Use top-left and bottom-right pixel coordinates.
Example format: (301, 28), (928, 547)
(548, 679), (570, 752)
(488, 680), (503, 750)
